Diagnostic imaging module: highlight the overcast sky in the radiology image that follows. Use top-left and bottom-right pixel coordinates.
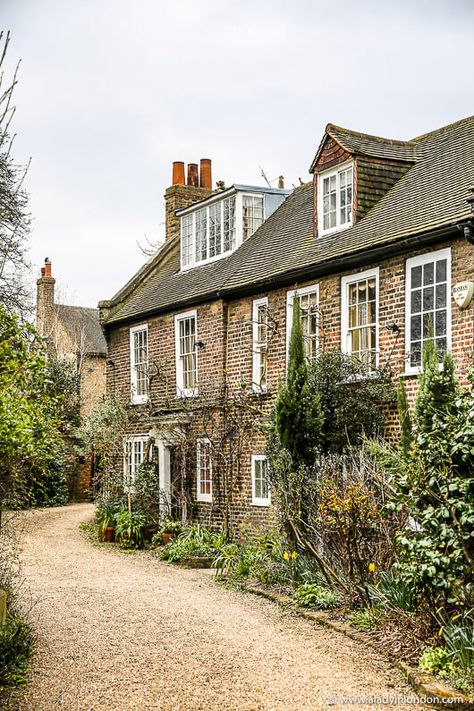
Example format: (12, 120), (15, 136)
(3, 0), (473, 307)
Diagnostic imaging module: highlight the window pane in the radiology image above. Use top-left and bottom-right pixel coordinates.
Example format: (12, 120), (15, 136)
(195, 208), (207, 261)
(243, 195), (264, 240)
(436, 259), (447, 282)
(423, 262), (434, 285)
(223, 196), (236, 252)
(411, 289), (422, 313)
(411, 265), (422, 288)
(209, 202), (222, 258)
(436, 284), (447, 309)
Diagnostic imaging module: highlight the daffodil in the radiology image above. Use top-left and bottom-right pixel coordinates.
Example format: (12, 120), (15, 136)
(283, 551), (290, 561)
(438, 628), (443, 637)
(291, 551), (298, 560)
(368, 562), (375, 573)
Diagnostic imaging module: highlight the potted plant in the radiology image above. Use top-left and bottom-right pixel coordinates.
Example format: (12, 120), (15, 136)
(96, 504), (116, 542)
(159, 519), (183, 546)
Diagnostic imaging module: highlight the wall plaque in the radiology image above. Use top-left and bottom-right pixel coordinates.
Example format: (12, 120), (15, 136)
(452, 281), (474, 309)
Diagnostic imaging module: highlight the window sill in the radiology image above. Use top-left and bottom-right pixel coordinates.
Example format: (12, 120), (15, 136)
(175, 388), (200, 399)
(196, 496), (212, 504)
(131, 396), (149, 406)
(251, 500), (271, 507)
(318, 222), (352, 238)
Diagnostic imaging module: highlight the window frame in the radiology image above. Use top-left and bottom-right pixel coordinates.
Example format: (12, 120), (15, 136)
(252, 296), (269, 393)
(341, 267), (380, 371)
(174, 309), (198, 398)
(196, 437), (212, 503)
(405, 248), (452, 375)
(286, 284), (320, 363)
(123, 435), (148, 493)
(129, 324), (149, 405)
(317, 160), (354, 236)
(180, 192), (266, 270)
(251, 455), (270, 507)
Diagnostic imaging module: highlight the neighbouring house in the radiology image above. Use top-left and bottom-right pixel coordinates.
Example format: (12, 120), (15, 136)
(100, 118), (474, 535)
(36, 259), (107, 498)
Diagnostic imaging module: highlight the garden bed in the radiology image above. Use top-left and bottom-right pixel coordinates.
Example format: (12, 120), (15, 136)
(243, 584), (473, 709)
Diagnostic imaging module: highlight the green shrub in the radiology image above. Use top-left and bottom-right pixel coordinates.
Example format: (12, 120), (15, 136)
(0, 615), (33, 687)
(349, 606), (386, 631)
(115, 508), (148, 549)
(160, 524), (225, 563)
(419, 644), (473, 693)
(293, 583), (340, 609)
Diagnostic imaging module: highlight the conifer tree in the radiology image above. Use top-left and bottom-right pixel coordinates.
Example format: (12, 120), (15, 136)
(273, 300), (323, 467)
(396, 379), (413, 457)
(415, 337), (457, 434)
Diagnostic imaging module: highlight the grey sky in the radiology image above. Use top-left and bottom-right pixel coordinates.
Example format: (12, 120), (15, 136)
(3, 0), (473, 307)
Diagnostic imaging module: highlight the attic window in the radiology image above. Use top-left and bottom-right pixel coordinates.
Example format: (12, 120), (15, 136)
(317, 162), (353, 236)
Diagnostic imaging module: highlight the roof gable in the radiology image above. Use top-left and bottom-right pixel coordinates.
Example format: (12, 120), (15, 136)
(310, 123), (417, 172)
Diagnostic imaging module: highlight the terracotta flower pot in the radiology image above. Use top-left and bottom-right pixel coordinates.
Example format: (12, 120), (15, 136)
(102, 527), (115, 543)
(162, 532), (175, 546)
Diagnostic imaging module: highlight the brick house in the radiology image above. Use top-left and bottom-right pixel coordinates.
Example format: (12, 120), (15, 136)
(100, 118), (474, 533)
(36, 259), (107, 498)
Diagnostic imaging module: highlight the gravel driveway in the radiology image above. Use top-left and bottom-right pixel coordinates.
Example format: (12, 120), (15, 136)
(4, 504), (424, 710)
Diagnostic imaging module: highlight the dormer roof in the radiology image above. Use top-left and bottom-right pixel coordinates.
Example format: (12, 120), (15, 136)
(310, 123), (417, 172)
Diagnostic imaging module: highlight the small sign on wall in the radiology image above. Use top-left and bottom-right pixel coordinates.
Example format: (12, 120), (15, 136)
(452, 281), (474, 309)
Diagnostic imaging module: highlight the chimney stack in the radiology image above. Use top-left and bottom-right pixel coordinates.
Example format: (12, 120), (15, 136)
(164, 160), (214, 242)
(172, 161), (185, 186)
(200, 159), (212, 190)
(187, 163), (199, 187)
(36, 257), (55, 340)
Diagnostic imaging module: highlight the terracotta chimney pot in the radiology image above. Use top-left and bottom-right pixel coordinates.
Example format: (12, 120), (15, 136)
(200, 159), (212, 190)
(187, 163), (199, 187)
(172, 161), (185, 186)
(44, 258), (52, 278)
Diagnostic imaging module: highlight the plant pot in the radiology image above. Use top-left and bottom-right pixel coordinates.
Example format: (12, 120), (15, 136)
(144, 525), (159, 542)
(162, 532), (175, 546)
(102, 527), (115, 543)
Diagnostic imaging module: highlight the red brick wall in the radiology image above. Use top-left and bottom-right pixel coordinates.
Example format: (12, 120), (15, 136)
(106, 234), (474, 533)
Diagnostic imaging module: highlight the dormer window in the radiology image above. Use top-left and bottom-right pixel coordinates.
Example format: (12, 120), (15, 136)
(317, 162), (353, 236)
(179, 186), (290, 271)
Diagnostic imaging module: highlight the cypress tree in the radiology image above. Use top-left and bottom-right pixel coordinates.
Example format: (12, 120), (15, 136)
(397, 379), (413, 457)
(415, 338), (457, 434)
(273, 300), (323, 467)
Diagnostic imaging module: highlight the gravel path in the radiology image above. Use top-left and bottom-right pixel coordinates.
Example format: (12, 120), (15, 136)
(4, 504), (425, 710)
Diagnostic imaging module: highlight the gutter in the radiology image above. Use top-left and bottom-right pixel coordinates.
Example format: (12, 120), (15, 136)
(102, 221), (463, 329)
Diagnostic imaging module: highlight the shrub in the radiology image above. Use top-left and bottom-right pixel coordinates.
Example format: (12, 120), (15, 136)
(115, 508), (148, 549)
(293, 583), (340, 609)
(0, 615), (33, 687)
(159, 524), (226, 563)
(372, 344), (474, 610)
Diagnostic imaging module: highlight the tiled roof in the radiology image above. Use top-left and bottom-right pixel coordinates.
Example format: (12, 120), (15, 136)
(56, 305), (107, 354)
(315, 124), (417, 167)
(104, 115), (474, 326)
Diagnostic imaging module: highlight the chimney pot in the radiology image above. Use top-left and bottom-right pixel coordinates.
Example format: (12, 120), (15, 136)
(187, 163), (199, 187)
(278, 175), (285, 189)
(172, 161), (185, 186)
(44, 258), (52, 278)
(200, 159), (212, 190)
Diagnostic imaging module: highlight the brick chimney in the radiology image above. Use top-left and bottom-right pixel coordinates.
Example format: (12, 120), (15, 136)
(36, 257), (55, 338)
(164, 160), (213, 242)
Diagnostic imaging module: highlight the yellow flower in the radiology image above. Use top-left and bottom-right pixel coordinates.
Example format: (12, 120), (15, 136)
(368, 562), (376, 573)
(291, 551), (298, 560)
(438, 628), (443, 637)
(283, 551), (290, 561)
